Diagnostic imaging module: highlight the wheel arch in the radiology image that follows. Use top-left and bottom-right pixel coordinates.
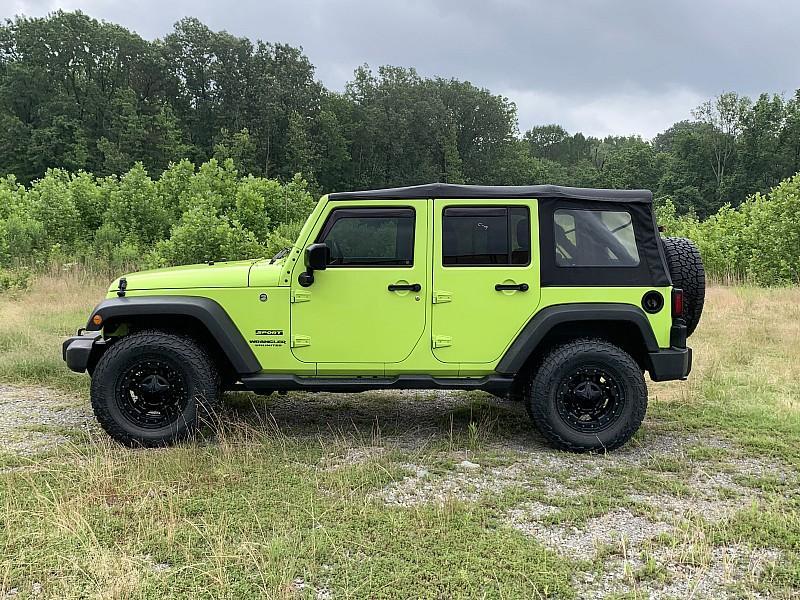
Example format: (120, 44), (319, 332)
(497, 303), (659, 378)
(87, 296), (261, 381)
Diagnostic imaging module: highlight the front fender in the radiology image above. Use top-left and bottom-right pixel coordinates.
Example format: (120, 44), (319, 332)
(85, 296), (261, 375)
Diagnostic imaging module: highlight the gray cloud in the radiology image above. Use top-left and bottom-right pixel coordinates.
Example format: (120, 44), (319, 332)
(6, 0), (800, 137)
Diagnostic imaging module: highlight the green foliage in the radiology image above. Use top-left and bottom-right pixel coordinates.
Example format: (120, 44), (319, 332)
(0, 160), (316, 270)
(0, 267), (30, 292)
(3, 10), (800, 219)
(213, 128), (259, 176)
(26, 170), (81, 249)
(151, 208), (266, 267)
(104, 163), (166, 246)
(1, 11), (800, 285)
(658, 173), (800, 285)
(0, 211), (47, 265)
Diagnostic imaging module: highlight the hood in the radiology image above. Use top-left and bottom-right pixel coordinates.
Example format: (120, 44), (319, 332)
(108, 259), (261, 293)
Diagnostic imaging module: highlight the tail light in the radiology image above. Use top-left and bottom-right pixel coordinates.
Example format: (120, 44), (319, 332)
(672, 288), (684, 319)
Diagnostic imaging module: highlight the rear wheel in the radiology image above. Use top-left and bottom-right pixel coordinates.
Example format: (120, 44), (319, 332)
(525, 338), (647, 452)
(90, 330), (221, 447)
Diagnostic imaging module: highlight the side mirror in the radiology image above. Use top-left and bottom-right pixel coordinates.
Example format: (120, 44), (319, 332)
(298, 243), (330, 287)
(305, 243), (330, 271)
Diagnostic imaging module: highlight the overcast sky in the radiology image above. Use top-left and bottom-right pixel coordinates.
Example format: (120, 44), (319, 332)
(5, 0), (800, 139)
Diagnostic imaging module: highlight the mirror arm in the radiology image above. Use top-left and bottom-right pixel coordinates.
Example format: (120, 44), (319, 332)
(298, 267), (314, 287)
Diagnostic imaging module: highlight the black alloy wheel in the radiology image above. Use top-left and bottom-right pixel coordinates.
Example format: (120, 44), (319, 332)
(117, 358), (190, 429)
(91, 330), (220, 447)
(555, 366), (626, 433)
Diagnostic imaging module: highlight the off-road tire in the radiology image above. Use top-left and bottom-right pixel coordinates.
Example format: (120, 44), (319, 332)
(661, 236), (705, 336)
(90, 330), (221, 447)
(525, 338), (647, 452)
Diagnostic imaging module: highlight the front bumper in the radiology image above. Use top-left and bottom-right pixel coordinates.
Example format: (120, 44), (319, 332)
(648, 346), (692, 382)
(62, 330), (106, 373)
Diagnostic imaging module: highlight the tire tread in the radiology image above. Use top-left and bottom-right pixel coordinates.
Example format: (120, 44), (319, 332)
(662, 236), (705, 336)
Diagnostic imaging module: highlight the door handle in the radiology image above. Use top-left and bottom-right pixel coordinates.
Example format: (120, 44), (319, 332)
(495, 283), (529, 292)
(388, 283), (422, 292)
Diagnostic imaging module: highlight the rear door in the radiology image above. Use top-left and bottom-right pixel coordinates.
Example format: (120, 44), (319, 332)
(431, 199), (540, 364)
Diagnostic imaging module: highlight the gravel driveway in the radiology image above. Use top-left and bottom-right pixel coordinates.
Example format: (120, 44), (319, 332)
(0, 385), (94, 456)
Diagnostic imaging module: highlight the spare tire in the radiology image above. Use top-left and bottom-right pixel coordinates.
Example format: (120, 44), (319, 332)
(661, 237), (705, 336)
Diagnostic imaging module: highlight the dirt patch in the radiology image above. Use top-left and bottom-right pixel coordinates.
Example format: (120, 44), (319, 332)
(372, 429), (752, 509)
(503, 454), (782, 599)
(379, 460), (535, 506)
(509, 496), (782, 599)
(0, 385), (93, 456)
(289, 577), (331, 600)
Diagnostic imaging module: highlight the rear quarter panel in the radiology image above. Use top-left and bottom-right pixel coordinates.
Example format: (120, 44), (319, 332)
(536, 286), (673, 348)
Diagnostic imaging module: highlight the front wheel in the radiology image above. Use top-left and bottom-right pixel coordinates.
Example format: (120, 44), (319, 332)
(525, 338), (647, 452)
(90, 330), (221, 447)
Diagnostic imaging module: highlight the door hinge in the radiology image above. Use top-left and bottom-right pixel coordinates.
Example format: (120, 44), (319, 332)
(432, 290), (452, 304)
(291, 335), (311, 348)
(432, 335), (452, 349)
(291, 289), (311, 303)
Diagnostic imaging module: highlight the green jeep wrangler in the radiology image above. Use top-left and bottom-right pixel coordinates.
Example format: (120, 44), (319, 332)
(63, 184), (704, 452)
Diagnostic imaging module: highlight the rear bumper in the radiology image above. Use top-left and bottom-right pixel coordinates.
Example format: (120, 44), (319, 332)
(648, 346), (692, 382)
(62, 330), (105, 373)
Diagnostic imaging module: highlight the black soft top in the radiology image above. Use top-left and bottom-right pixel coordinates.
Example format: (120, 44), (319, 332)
(328, 183), (653, 203)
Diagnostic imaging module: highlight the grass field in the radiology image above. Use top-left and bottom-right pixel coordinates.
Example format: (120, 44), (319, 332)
(0, 274), (798, 598)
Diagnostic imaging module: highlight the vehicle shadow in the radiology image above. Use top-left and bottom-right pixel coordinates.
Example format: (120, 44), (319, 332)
(219, 389), (545, 449)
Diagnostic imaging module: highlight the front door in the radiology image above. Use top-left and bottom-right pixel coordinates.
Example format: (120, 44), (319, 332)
(432, 199), (540, 364)
(290, 200), (428, 367)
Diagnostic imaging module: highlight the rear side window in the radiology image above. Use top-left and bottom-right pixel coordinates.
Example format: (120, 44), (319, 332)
(318, 208), (415, 267)
(442, 206), (530, 266)
(554, 209), (639, 267)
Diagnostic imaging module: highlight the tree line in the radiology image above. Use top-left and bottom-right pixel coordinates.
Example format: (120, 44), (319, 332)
(658, 172), (800, 285)
(3, 11), (800, 218)
(1, 10), (799, 285)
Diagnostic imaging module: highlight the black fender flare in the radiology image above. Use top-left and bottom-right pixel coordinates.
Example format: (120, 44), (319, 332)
(87, 296), (261, 375)
(495, 303), (660, 375)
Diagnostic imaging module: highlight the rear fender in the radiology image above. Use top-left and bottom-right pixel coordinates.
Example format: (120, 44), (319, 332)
(497, 303), (660, 375)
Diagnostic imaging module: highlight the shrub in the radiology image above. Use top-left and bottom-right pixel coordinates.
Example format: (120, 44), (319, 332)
(26, 169), (82, 250)
(0, 213), (47, 266)
(104, 163), (169, 245)
(0, 268), (30, 292)
(151, 207), (267, 267)
(69, 171), (111, 231)
(0, 160), (318, 271)
(659, 173), (800, 285)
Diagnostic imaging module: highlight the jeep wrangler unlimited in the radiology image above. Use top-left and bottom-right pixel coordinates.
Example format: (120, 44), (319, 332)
(63, 184), (704, 452)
